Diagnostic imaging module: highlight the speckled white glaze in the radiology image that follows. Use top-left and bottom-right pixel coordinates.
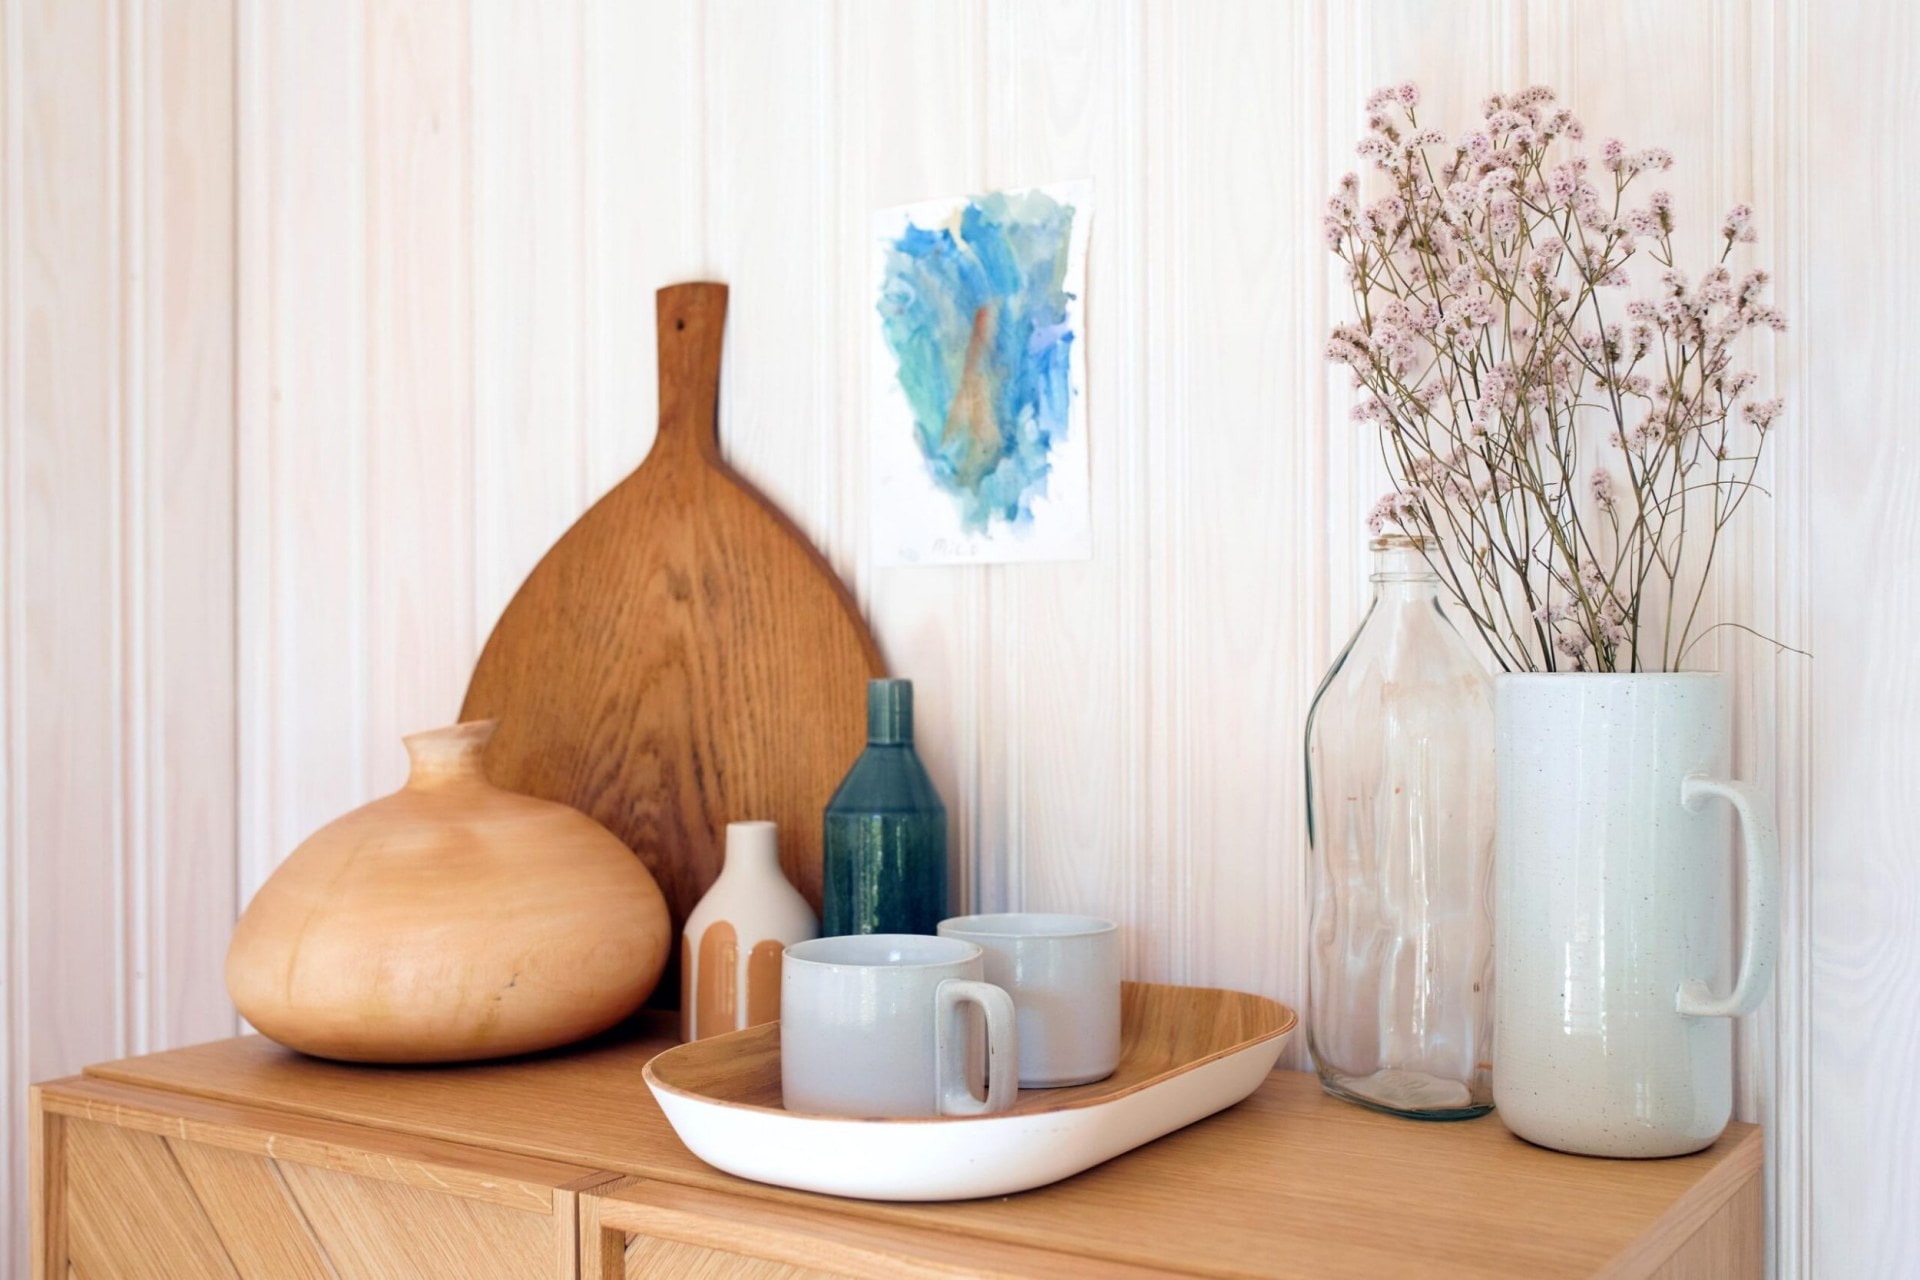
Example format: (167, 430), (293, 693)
(1493, 673), (1777, 1158)
(780, 934), (1018, 1119)
(938, 913), (1123, 1087)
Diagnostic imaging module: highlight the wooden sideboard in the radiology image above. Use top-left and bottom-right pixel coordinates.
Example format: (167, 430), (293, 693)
(32, 1018), (1762, 1278)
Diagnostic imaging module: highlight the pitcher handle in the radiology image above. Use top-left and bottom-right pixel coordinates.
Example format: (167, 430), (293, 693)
(1675, 775), (1778, 1019)
(934, 979), (1019, 1116)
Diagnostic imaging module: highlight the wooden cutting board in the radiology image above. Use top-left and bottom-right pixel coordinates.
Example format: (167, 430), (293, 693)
(462, 283), (884, 1005)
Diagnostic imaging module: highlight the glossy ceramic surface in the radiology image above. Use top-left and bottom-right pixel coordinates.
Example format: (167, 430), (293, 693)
(1493, 673), (1777, 1157)
(938, 913), (1122, 1087)
(779, 934), (1016, 1118)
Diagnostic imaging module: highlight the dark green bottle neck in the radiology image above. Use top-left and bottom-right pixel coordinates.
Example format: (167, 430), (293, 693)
(867, 678), (914, 745)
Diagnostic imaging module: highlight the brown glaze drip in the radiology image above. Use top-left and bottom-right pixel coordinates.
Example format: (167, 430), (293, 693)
(695, 921), (739, 1040)
(746, 941), (783, 1027)
(679, 935), (694, 1042)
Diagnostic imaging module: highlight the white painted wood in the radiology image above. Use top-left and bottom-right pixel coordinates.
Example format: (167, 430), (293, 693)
(0, 0), (1894, 1271)
(471, 0), (587, 647)
(2, 2), (236, 1273)
(852, 0), (991, 917)
(582, 0), (702, 495)
(364, 0), (475, 796)
(1148, 0), (1325, 1042)
(986, 0), (1151, 976)
(236, 0), (371, 907)
(17, 0), (125, 1104)
(1, 0), (23, 1263)
(1806, 2), (1918, 1274)
(137, 0), (238, 1056)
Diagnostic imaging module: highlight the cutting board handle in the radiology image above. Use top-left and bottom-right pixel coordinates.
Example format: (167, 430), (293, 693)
(656, 282), (728, 460)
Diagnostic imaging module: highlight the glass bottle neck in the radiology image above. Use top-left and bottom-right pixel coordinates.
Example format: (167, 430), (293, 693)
(1370, 546), (1441, 602)
(867, 678), (915, 745)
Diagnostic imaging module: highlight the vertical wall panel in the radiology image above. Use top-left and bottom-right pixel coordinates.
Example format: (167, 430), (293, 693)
(856, 0), (989, 913)
(1808, 2), (1919, 1273)
(582, 0), (702, 495)
(986, 0), (1150, 957)
(471, 0), (585, 642)
(18, 0), (122, 1086)
(1151, 0), (1323, 1029)
(237, 0), (370, 901)
(143, 0), (237, 1054)
(3, 1), (236, 1271)
(2, 0), (23, 1261)
(1752, 4), (1813, 1272)
(364, 0), (474, 790)
(703, 0), (837, 550)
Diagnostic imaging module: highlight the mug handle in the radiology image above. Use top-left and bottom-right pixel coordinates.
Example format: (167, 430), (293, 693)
(934, 979), (1018, 1116)
(1675, 775), (1778, 1019)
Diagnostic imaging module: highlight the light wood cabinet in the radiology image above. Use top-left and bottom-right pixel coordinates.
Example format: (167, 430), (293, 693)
(32, 1022), (1763, 1278)
(33, 1076), (600, 1278)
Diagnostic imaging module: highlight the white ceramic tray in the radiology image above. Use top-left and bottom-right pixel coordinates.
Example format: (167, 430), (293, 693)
(643, 980), (1296, 1201)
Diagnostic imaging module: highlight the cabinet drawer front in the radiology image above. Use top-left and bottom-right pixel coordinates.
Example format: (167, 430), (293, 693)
(582, 1179), (1173, 1280)
(627, 1234), (845, 1279)
(35, 1080), (591, 1280)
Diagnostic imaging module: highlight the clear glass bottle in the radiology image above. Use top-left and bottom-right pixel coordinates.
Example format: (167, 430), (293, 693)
(1305, 535), (1495, 1118)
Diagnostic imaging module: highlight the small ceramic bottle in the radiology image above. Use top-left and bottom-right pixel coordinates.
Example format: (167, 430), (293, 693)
(680, 821), (818, 1042)
(823, 679), (949, 936)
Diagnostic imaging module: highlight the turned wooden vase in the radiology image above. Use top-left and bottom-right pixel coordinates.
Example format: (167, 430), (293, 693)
(226, 720), (672, 1063)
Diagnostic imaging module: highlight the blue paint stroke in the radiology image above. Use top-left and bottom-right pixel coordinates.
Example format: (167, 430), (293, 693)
(878, 189), (1079, 533)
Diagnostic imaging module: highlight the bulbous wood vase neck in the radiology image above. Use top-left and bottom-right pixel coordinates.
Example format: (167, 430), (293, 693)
(402, 720), (497, 789)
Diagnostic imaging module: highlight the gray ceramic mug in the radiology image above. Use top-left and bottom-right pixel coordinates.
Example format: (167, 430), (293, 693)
(780, 934), (1018, 1118)
(938, 913), (1122, 1087)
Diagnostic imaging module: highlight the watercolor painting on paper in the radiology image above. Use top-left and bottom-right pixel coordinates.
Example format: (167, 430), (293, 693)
(871, 181), (1092, 565)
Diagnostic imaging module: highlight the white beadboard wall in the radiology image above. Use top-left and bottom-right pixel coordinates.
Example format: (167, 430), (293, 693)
(0, 1), (1908, 1274)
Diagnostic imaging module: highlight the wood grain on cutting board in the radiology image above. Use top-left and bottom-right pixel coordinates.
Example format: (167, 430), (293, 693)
(463, 284), (884, 1006)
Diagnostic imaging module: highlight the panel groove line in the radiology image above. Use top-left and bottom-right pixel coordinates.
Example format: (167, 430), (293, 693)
(1, 0), (26, 1265)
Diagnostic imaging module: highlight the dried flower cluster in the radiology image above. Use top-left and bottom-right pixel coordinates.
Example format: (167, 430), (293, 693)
(1326, 83), (1784, 671)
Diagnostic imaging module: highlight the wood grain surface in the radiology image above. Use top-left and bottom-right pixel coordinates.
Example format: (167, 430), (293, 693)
(225, 720), (672, 1063)
(462, 284), (884, 1005)
(646, 981), (1294, 1117)
(36, 1077), (603, 1280)
(81, 1028), (1761, 1278)
(588, 1179), (1176, 1279)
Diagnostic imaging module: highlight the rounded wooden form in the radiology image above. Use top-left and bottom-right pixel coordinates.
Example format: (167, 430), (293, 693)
(225, 720), (672, 1063)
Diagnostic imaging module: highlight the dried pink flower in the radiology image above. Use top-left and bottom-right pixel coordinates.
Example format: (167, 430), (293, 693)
(1591, 468), (1617, 508)
(1742, 397), (1785, 431)
(1326, 81), (1785, 671)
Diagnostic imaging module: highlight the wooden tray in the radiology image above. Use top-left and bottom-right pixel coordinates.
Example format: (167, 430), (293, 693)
(643, 981), (1296, 1201)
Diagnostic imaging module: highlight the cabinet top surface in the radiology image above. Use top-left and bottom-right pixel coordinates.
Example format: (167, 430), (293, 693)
(63, 1022), (1760, 1278)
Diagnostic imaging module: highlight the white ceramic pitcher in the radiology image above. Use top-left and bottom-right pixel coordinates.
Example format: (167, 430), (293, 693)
(1492, 672), (1776, 1158)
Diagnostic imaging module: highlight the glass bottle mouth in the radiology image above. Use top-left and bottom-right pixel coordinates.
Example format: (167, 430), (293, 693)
(1369, 534), (1441, 584)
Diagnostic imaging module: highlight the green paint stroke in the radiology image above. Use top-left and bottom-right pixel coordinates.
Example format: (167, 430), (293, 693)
(878, 189), (1078, 533)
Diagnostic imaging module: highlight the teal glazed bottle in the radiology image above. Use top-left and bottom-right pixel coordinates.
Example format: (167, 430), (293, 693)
(823, 679), (949, 935)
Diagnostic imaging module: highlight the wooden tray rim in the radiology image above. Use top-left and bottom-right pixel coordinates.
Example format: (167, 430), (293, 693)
(642, 979), (1298, 1125)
